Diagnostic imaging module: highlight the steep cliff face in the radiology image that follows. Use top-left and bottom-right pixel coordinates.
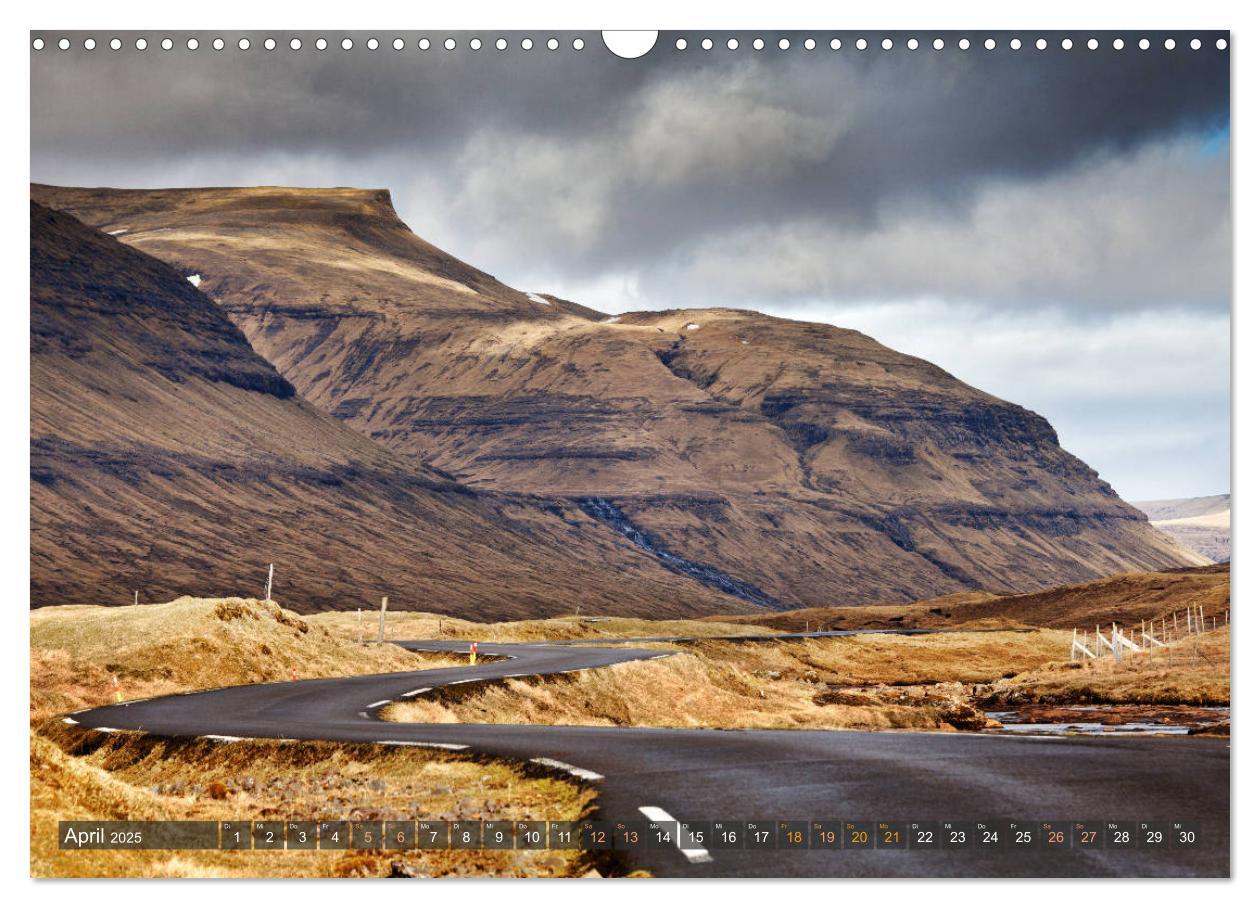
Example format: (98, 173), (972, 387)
(29, 200), (750, 617)
(32, 185), (1204, 609)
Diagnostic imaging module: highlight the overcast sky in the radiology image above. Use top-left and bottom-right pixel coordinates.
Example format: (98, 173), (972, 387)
(30, 31), (1231, 501)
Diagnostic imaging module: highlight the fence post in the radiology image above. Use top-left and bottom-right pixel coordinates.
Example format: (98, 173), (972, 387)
(378, 596), (388, 644)
(264, 563), (274, 603)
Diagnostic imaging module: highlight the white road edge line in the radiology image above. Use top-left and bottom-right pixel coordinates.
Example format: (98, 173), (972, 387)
(528, 757), (604, 781)
(62, 717), (78, 725)
(638, 806), (714, 864)
(401, 688), (431, 697)
(92, 727), (120, 733)
(366, 700), (391, 709)
(375, 740), (468, 751)
(202, 734), (246, 742)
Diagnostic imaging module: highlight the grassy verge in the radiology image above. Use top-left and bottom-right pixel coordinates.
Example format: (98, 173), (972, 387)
(31, 597), (593, 878)
(32, 727), (593, 878)
(30, 597), (462, 724)
(384, 631), (1071, 732)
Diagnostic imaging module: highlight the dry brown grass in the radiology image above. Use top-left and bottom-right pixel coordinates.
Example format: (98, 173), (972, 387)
(30, 596), (596, 878)
(32, 727), (592, 878)
(979, 627), (1230, 707)
(385, 631), (1070, 732)
(309, 610), (768, 644)
(707, 565), (1230, 632)
(30, 597), (461, 725)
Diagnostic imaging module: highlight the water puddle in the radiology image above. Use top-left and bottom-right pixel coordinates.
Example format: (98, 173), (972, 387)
(985, 704), (1229, 736)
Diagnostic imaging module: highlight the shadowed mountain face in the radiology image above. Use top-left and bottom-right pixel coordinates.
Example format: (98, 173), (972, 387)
(31, 185), (1204, 610)
(29, 200), (757, 617)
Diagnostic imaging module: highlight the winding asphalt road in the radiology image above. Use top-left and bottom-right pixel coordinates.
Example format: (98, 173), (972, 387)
(68, 634), (1229, 877)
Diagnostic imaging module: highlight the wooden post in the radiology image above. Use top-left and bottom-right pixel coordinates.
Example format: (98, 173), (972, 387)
(264, 563), (274, 603)
(1199, 605), (1206, 635)
(133, 590), (138, 606)
(357, 608), (363, 645)
(377, 596), (388, 644)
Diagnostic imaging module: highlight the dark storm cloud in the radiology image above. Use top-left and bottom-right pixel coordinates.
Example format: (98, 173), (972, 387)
(30, 30), (1229, 295)
(29, 31), (1231, 498)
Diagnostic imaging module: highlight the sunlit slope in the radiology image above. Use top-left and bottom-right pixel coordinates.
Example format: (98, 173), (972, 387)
(33, 184), (1200, 608)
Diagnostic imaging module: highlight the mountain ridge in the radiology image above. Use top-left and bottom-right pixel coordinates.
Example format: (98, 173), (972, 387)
(31, 183), (1205, 609)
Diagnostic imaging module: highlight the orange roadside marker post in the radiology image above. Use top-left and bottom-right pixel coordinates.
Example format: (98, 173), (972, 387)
(111, 674), (122, 703)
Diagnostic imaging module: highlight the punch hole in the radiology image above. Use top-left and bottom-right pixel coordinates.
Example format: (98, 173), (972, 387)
(602, 30), (658, 59)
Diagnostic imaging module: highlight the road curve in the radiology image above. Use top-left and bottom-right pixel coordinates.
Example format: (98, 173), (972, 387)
(69, 635), (1229, 878)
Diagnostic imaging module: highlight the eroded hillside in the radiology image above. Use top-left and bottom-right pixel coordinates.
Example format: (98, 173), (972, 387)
(32, 185), (1203, 608)
(29, 200), (750, 617)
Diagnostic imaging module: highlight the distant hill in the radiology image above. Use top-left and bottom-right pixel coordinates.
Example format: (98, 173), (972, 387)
(703, 563), (1230, 632)
(1134, 495), (1230, 564)
(30, 184), (1204, 609)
